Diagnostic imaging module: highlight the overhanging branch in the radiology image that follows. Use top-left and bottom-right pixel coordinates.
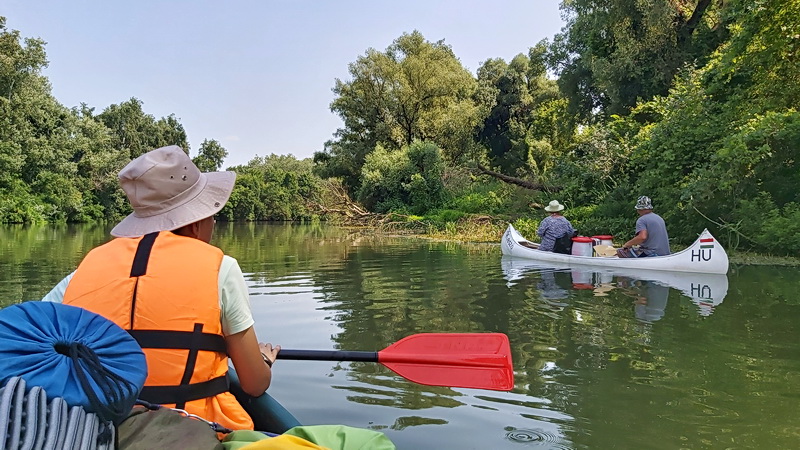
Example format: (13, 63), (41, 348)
(476, 164), (561, 192)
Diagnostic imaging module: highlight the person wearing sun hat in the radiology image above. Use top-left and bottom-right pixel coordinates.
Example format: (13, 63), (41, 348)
(536, 200), (576, 252)
(41, 145), (279, 431)
(617, 195), (671, 257)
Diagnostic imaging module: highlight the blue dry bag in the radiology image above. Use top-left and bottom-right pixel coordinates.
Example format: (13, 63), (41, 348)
(0, 301), (147, 424)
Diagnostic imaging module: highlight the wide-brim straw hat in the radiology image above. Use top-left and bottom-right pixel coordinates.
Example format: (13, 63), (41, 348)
(110, 145), (236, 238)
(544, 200), (565, 212)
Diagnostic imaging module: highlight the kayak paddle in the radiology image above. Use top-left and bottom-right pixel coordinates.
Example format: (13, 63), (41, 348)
(276, 333), (514, 391)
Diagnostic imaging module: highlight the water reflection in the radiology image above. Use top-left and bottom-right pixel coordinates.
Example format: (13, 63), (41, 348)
(619, 279), (670, 323)
(501, 257), (728, 319)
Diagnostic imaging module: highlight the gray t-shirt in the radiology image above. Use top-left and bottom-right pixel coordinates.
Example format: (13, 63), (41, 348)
(635, 212), (670, 256)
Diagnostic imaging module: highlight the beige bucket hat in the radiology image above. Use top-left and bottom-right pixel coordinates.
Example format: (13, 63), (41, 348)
(544, 200), (565, 212)
(110, 145), (236, 238)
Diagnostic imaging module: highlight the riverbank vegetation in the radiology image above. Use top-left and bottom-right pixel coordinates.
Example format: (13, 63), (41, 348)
(1, 0), (798, 258)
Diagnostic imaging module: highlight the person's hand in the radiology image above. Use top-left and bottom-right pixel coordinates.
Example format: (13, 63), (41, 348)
(259, 342), (280, 368)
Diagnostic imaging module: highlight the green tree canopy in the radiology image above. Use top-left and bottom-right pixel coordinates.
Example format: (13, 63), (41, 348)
(222, 154), (320, 221)
(97, 97), (188, 159)
(590, 0), (800, 252)
(548, 0), (729, 121)
(476, 44), (574, 177)
(193, 138), (228, 172)
(319, 31), (482, 195)
(357, 140), (446, 214)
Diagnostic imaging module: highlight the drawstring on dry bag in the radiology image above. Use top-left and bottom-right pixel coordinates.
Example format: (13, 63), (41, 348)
(55, 341), (140, 444)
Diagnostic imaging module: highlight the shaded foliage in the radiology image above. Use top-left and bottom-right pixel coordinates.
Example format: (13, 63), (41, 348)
(476, 44), (575, 177)
(547, 0), (730, 120)
(357, 141), (446, 214)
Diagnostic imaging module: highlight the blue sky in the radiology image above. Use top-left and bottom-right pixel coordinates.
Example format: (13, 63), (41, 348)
(4, 1), (565, 167)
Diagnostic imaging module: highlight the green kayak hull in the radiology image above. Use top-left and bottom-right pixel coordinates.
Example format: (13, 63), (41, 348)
(228, 367), (301, 434)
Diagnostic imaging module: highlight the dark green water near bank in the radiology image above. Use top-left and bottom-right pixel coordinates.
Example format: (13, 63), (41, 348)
(2, 222), (799, 448)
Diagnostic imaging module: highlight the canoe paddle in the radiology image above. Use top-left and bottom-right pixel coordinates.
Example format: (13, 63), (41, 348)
(276, 333), (514, 391)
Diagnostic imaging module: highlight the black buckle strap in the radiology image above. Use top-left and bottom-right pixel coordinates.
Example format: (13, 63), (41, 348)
(130, 232), (159, 277)
(128, 329), (227, 353)
(138, 375), (229, 405)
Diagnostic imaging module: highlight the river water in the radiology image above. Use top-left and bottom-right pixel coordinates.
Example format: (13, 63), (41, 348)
(1, 222), (799, 449)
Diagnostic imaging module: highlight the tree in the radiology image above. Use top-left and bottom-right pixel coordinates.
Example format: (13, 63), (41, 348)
(221, 154), (320, 221)
(319, 31), (482, 194)
(0, 17), (86, 222)
(547, 0), (729, 121)
(97, 98), (188, 159)
(593, 0), (800, 249)
(193, 139), (228, 172)
(475, 44), (574, 177)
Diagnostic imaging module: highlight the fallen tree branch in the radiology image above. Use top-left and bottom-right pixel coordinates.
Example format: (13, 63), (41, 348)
(475, 164), (561, 192)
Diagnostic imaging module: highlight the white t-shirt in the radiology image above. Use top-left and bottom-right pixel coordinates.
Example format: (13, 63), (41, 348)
(42, 255), (255, 336)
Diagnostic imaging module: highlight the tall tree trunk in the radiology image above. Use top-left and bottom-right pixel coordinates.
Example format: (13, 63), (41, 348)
(678, 0), (713, 46)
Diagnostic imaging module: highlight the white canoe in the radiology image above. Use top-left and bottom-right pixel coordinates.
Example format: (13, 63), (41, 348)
(501, 224), (729, 274)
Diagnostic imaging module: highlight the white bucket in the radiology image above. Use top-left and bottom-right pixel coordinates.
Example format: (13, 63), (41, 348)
(592, 235), (614, 247)
(571, 237), (594, 257)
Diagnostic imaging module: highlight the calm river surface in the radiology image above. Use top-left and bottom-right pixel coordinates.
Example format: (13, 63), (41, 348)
(2, 223), (800, 449)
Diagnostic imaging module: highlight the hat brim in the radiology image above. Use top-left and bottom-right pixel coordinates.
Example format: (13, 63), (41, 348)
(110, 171), (236, 238)
(545, 205), (564, 212)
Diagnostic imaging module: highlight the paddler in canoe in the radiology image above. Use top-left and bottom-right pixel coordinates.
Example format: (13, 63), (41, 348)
(616, 196), (671, 258)
(41, 145), (280, 432)
(536, 200), (577, 254)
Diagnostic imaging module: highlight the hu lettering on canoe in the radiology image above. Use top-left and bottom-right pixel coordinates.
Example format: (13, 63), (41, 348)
(691, 238), (715, 262)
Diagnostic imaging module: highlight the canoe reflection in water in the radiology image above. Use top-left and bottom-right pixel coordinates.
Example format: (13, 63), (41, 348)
(501, 256), (729, 320)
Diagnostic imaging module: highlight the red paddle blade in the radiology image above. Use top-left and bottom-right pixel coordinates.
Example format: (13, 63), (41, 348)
(377, 333), (514, 391)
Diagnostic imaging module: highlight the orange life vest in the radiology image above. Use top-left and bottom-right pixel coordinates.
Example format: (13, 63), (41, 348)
(63, 230), (254, 431)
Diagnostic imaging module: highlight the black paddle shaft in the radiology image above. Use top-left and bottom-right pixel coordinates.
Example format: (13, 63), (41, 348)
(277, 349), (379, 362)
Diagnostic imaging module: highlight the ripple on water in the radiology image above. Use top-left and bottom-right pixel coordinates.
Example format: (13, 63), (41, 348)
(504, 427), (570, 448)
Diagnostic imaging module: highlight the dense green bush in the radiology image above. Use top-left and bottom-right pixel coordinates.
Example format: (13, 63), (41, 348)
(511, 217), (540, 240)
(221, 155), (320, 222)
(730, 194), (800, 255)
(423, 209), (467, 229)
(357, 141), (446, 214)
(447, 191), (504, 214)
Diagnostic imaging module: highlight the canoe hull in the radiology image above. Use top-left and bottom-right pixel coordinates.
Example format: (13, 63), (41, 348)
(501, 225), (729, 274)
(228, 367), (301, 434)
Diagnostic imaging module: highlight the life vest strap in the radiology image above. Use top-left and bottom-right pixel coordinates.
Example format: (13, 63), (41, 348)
(139, 375), (229, 405)
(130, 232), (159, 277)
(129, 329), (227, 354)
